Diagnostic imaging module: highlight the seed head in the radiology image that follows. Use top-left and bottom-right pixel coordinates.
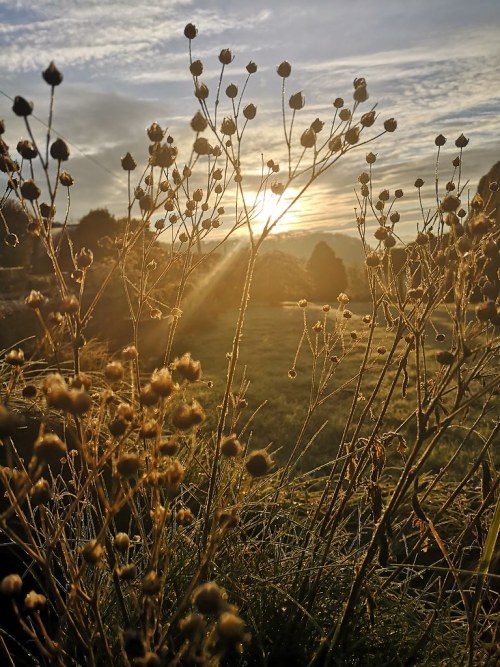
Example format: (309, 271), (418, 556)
(151, 367), (175, 396)
(289, 91), (305, 110)
(366, 152), (377, 164)
(20, 179), (41, 201)
(221, 117), (237, 136)
(42, 61), (63, 86)
(25, 290), (46, 309)
(226, 83), (238, 99)
(12, 96), (33, 117)
(384, 118), (397, 132)
(82, 540), (104, 564)
(455, 134), (469, 148)
(184, 23), (197, 39)
(245, 449), (272, 477)
(300, 128), (316, 148)
(333, 97), (344, 108)
(246, 61), (257, 73)
(193, 137), (212, 155)
(60, 170), (74, 186)
(24, 591), (46, 612)
(195, 83), (209, 100)
(219, 48), (233, 65)
(360, 111), (376, 127)
(277, 61), (291, 78)
(147, 122), (163, 142)
(435, 134), (446, 147)
(221, 435), (243, 457)
(176, 507), (194, 526)
(118, 564), (137, 581)
(17, 139), (37, 160)
(175, 353), (202, 382)
(34, 433), (67, 465)
(216, 611), (246, 646)
(105, 361), (124, 382)
(414, 178), (424, 188)
(190, 59), (203, 77)
(345, 127), (360, 145)
(76, 248), (93, 269)
(243, 103), (257, 120)
(365, 251), (381, 268)
(50, 138), (70, 161)
(441, 195), (460, 213)
(329, 136), (343, 152)
(142, 570), (161, 595)
(117, 451), (141, 478)
(193, 582), (228, 615)
(1, 574), (23, 596)
(339, 108), (351, 122)
(121, 152), (136, 171)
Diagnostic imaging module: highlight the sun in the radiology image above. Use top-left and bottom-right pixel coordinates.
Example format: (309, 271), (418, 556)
(249, 186), (302, 235)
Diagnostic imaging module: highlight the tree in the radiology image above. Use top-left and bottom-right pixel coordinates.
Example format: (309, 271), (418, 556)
(306, 241), (347, 302)
(73, 208), (120, 257)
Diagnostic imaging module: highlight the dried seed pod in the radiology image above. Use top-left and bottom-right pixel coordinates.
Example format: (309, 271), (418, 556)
(50, 138), (70, 161)
(193, 582), (228, 615)
(116, 451), (141, 478)
(436, 350), (454, 365)
(184, 23), (197, 39)
(24, 590), (46, 612)
(221, 435), (243, 457)
(42, 62), (63, 86)
(245, 449), (272, 477)
(105, 361), (124, 382)
(12, 96), (33, 117)
(219, 48), (233, 65)
(190, 60), (203, 76)
(147, 122), (163, 142)
(82, 540), (104, 564)
(34, 433), (67, 464)
(243, 103), (257, 120)
(20, 179), (41, 201)
(59, 171), (74, 186)
(151, 367), (175, 396)
(175, 353), (202, 382)
(383, 118), (397, 132)
(121, 152), (136, 171)
(289, 91), (305, 110)
(1, 574), (23, 596)
(246, 61), (257, 73)
(277, 61), (292, 78)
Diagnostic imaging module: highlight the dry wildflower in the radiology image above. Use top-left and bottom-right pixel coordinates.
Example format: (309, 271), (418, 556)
(313, 321), (323, 333)
(42, 61), (63, 86)
(246, 61), (257, 73)
(159, 437), (179, 456)
(216, 611), (246, 646)
(435, 134), (446, 146)
(20, 179), (41, 200)
(113, 533), (130, 553)
(221, 117), (237, 136)
(366, 152), (377, 164)
(50, 138), (70, 161)
(24, 591), (46, 612)
(342, 309), (352, 319)
(147, 122), (163, 142)
(193, 137), (212, 155)
(175, 353), (202, 382)
(300, 128), (316, 148)
(12, 96), (33, 117)
(105, 361), (124, 382)
(374, 226), (388, 241)
(5, 349), (24, 366)
(184, 23), (197, 39)
(333, 97), (344, 108)
(195, 82), (209, 100)
(190, 59), (203, 76)
(469, 213), (491, 236)
(60, 295), (79, 314)
(243, 103), (257, 120)
(289, 91), (305, 110)
(455, 133), (469, 148)
(345, 127), (360, 145)
(117, 451), (141, 478)
(172, 401), (205, 429)
(34, 433), (67, 464)
(277, 61), (291, 78)
(25, 290), (46, 309)
(180, 613), (206, 639)
(82, 540), (104, 564)
(219, 48), (233, 65)
(337, 292), (350, 304)
(360, 111), (376, 127)
(1, 574), (23, 596)
(226, 83), (238, 99)
(17, 139), (37, 159)
(339, 108), (351, 122)
(59, 170), (74, 186)
(221, 435), (243, 457)
(76, 247), (93, 269)
(121, 152), (136, 171)
(151, 367), (175, 396)
(441, 194), (461, 213)
(384, 118), (397, 132)
(245, 449), (272, 477)
(329, 136), (343, 152)
(193, 582), (228, 615)
(298, 299), (308, 308)
(311, 118), (324, 133)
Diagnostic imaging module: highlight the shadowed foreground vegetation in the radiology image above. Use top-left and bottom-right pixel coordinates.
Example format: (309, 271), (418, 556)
(0, 24), (499, 667)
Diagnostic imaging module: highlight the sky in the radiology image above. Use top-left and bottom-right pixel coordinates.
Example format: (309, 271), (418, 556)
(1, 0), (500, 241)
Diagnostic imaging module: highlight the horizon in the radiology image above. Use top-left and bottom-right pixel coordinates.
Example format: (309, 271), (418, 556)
(1, 0), (500, 243)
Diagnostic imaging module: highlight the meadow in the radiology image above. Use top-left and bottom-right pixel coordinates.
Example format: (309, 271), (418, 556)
(0, 23), (499, 667)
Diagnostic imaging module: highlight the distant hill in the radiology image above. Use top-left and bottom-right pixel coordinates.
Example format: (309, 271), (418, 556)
(203, 230), (364, 266)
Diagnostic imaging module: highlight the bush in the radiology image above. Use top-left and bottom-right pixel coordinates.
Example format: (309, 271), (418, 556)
(0, 27), (499, 667)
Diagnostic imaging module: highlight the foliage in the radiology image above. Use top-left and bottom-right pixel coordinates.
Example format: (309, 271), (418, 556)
(0, 26), (499, 667)
(306, 240), (348, 301)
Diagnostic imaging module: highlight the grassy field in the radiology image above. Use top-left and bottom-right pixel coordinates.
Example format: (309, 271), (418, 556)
(173, 301), (494, 478)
